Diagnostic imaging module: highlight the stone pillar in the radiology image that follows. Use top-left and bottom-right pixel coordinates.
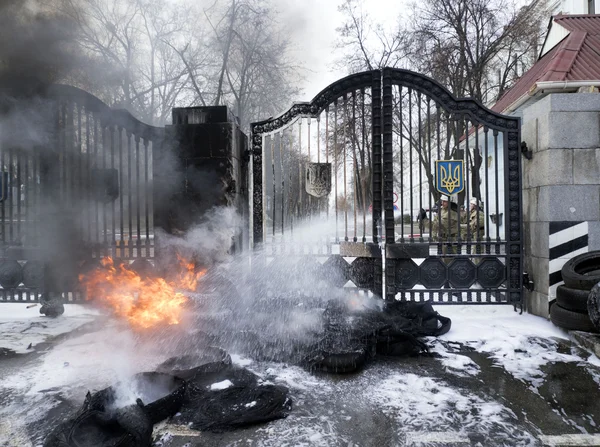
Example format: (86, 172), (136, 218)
(154, 106), (249, 263)
(521, 93), (600, 317)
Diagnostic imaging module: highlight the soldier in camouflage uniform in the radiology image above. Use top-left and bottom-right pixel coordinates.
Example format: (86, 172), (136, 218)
(461, 198), (485, 263)
(431, 195), (459, 243)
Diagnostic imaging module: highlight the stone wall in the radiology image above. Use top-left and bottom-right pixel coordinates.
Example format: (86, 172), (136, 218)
(521, 93), (600, 317)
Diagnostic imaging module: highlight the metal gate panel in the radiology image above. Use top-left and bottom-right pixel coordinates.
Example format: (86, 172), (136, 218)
(251, 71), (383, 297)
(251, 68), (523, 305)
(382, 68), (522, 305)
(0, 85), (163, 302)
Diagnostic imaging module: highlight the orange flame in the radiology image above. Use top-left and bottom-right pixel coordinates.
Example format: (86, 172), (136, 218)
(79, 256), (202, 330)
(176, 253), (206, 291)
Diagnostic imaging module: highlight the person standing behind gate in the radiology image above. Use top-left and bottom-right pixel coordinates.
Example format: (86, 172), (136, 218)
(431, 195), (459, 251)
(461, 198), (485, 262)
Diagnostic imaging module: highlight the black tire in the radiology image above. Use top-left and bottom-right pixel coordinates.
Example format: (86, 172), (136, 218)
(561, 252), (600, 290)
(587, 283), (600, 331)
(556, 285), (590, 313)
(22, 260), (44, 288)
(0, 260), (23, 289)
(550, 303), (598, 333)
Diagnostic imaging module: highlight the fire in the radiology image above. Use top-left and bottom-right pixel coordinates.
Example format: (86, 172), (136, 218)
(176, 253), (206, 291)
(79, 256), (202, 330)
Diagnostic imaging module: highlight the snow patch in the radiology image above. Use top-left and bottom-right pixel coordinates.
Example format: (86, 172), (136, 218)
(436, 305), (589, 388)
(0, 304), (99, 354)
(210, 380), (233, 390)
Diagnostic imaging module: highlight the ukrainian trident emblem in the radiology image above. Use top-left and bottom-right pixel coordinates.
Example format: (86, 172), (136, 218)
(305, 162), (332, 198)
(435, 160), (464, 196)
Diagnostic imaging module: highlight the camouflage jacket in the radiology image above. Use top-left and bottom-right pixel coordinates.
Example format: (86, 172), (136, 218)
(431, 207), (459, 240)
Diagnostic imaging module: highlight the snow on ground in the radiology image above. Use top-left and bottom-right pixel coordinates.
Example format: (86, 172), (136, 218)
(436, 305), (594, 388)
(1, 303), (599, 446)
(0, 303), (100, 354)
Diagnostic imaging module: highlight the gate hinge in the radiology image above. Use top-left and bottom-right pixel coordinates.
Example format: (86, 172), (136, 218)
(521, 141), (533, 160)
(523, 272), (534, 291)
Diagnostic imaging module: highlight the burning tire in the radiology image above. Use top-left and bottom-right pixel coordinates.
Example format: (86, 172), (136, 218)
(130, 258), (155, 278)
(0, 260), (23, 289)
(561, 251), (600, 290)
(43, 401), (153, 447)
(550, 302), (598, 333)
(86, 372), (186, 425)
(175, 365), (291, 432)
(556, 285), (589, 313)
(157, 347), (232, 380)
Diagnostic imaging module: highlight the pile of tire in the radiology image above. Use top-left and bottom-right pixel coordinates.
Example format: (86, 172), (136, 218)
(551, 252), (600, 333)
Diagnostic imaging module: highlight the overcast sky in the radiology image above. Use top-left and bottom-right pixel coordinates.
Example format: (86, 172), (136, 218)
(279, 0), (406, 99)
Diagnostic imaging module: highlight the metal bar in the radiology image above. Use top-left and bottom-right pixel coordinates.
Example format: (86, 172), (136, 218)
(334, 100), (339, 243)
(326, 107), (330, 222)
(118, 129), (124, 252)
(111, 126), (116, 257)
(0, 138), (6, 245)
(436, 111), (445, 255)
(494, 130), (500, 247)
(484, 127), (490, 252)
(16, 146), (21, 243)
(399, 86), (404, 241)
(317, 118), (320, 164)
(382, 68), (395, 300)
(427, 100), (432, 240)
(409, 90), (414, 240)
(128, 132), (133, 254)
(352, 90), (357, 242)
(135, 136), (141, 256)
(343, 95), (348, 241)
(475, 121), (480, 253)
(8, 146), (13, 243)
(251, 129), (264, 248)
(31, 143), (37, 248)
(298, 119), (302, 222)
(144, 139), (150, 254)
(271, 135), (276, 237)
(102, 125), (107, 254)
(279, 131), (284, 236)
(417, 92), (423, 241)
(86, 112), (91, 242)
(23, 148), (29, 246)
(77, 105), (84, 242)
(371, 71), (382, 246)
(465, 119), (471, 253)
(361, 87), (367, 242)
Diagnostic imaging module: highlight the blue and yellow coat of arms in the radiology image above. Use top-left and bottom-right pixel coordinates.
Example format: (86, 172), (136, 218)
(435, 160), (464, 196)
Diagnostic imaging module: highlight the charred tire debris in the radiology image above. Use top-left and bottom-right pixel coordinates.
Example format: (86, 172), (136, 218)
(551, 251), (600, 333)
(43, 298), (451, 445)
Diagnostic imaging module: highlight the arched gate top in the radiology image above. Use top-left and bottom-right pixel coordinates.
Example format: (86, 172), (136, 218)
(251, 69), (380, 135)
(250, 67), (520, 136)
(48, 84), (164, 141)
(383, 67), (519, 132)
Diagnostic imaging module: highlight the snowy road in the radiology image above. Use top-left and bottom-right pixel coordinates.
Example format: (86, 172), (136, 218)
(1, 305), (600, 446)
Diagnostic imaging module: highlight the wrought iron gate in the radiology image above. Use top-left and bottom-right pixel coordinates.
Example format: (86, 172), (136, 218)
(0, 85), (163, 302)
(250, 68), (523, 304)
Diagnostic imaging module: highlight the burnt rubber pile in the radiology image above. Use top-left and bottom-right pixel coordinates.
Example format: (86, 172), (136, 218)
(192, 296), (452, 374)
(44, 349), (292, 446)
(42, 297), (451, 445)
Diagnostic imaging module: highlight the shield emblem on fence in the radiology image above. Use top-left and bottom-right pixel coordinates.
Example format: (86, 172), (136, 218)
(305, 162), (332, 198)
(435, 160), (464, 196)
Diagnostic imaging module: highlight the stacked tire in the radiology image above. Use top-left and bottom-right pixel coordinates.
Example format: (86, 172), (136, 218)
(551, 252), (600, 333)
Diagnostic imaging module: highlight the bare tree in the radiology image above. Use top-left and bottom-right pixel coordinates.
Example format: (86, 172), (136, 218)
(336, 0), (547, 205)
(408, 0), (547, 103)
